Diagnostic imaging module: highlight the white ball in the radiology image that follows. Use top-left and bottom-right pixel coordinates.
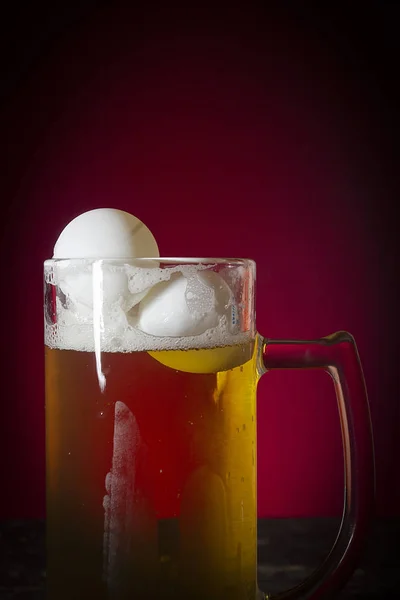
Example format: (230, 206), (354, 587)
(53, 208), (159, 258)
(53, 208), (159, 317)
(137, 271), (233, 337)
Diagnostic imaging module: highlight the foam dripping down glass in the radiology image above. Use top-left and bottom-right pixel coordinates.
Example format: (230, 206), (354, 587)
(44, 211), (375, 600)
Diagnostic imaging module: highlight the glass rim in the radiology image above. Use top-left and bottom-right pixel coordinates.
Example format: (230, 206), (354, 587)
(44, 257), (255, 267)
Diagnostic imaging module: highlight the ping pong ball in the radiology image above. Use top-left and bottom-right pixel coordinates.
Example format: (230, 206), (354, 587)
(53, 208), (159, 259)
(137, 269), (248, 373)
(53, 208), (159, 312)
(137, 271), (232, 338)
(147, 344), (252, 374)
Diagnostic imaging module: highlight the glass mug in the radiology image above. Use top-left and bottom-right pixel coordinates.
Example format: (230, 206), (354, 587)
(44, 258), (374, 600)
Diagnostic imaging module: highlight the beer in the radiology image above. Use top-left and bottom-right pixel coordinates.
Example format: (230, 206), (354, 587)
(45, 256), (259, 599)
(46, 340), (260, 600)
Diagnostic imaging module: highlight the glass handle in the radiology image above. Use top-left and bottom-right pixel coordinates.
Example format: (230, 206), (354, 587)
(261, 331), (375, 600)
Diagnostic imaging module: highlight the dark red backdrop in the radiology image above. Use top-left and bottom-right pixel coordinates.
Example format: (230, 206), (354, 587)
(1, 4), (398, 518)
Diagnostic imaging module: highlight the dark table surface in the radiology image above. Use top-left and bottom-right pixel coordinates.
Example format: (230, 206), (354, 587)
(0, 518), (399, 599)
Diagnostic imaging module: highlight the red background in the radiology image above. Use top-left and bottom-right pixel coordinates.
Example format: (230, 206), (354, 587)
(1, 4), (398, 518)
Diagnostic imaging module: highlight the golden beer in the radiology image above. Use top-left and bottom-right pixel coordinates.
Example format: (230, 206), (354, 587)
(45, 341), (260, 599)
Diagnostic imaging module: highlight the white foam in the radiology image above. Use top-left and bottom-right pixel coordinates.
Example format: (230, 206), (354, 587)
(44, 261), (253, 353)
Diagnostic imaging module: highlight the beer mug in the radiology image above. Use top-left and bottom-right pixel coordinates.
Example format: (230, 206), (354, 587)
(44, 257), (374, 600)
